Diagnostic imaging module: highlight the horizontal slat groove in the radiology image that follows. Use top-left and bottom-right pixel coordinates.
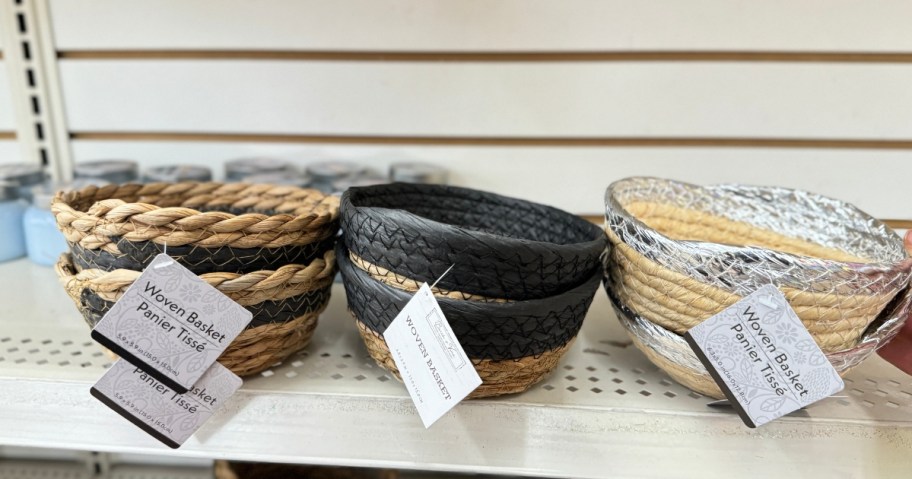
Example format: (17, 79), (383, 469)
(57, 50), (912, 63)
(70, 132), (912, 150)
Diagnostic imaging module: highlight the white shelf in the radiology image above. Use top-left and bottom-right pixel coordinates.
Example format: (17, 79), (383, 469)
(2, 259), (912, 478)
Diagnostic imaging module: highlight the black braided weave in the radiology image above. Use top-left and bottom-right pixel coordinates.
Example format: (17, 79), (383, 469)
(71, 235), (338, 274)
(338, 244), (600, 360)
(77, 286), (332, 329)
(341, 183), (607, 300)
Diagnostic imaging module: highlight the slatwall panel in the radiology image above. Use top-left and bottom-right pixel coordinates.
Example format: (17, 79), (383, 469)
(0, 61), (16, 131)
(49, 0), (912, 52)
(14, 0), (908, 219)
(0, 59), (21, 164)
(59, 60), (912, 139)
(70, 141), (912, 219)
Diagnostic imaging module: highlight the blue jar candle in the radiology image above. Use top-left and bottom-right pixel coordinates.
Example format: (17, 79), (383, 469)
(0, 163), (46, 201)
(0, 181), (27, 262)
(23, 185), (69, 266)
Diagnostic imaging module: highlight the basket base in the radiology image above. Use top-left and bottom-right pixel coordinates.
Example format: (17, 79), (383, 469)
(355, 319), (572, 399)
(92, 308), (324, 378)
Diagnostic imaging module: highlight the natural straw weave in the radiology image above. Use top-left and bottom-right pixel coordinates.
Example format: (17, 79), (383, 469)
(53, 182), (340, 273)
(348, 252), (508, 303)
(55, 250), (336, 377)
(356, 322), (573, 398)
(605, 178), (912, 353)
(340, 245), (596, 397)
(609, 284), (912, 399)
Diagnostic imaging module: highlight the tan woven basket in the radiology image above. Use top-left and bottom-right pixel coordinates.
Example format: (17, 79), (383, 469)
(347, 252), (579, 398)
(55, 249), (336, 377)
(609, 285), (912, 399)
(52, 182), (340, 274)
(605, 178), (912, 354)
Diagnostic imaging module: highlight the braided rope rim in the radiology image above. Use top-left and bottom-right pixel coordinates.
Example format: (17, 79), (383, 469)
(355, 320), (571, 398)
(55, 249), (336, 306)
(53, 182), (340, 253)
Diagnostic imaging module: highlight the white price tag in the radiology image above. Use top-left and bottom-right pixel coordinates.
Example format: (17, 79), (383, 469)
(91, 359), (242, 448)
(91, 254), (253, 393)
(383, 284), (482, 428)
(684, 285), (844, 427)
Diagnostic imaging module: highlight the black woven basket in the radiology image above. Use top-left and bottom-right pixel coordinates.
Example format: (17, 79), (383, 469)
(338, 244), (600, 360)
(340, 183), (606, 300)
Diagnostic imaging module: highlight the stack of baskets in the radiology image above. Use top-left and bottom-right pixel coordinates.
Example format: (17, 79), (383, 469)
(603, 177), (912, 398)
(52, 182), (340, 377)
(337, 183), (607, 398)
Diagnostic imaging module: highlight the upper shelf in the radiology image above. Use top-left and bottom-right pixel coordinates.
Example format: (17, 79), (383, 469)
(1, 258), (912, 478)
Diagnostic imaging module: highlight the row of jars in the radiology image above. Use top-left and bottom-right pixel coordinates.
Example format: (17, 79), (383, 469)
(0, 158), (448, 265)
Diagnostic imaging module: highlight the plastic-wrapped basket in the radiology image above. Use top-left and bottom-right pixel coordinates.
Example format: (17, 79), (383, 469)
(603, 177), (912, 396)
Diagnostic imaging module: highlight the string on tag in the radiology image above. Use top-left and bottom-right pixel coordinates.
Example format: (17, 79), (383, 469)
(154, 242), (176, 269)
(430, 264), (456, 290)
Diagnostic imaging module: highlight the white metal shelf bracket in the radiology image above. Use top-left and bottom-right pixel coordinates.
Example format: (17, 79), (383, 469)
(0, 0), (72, 180)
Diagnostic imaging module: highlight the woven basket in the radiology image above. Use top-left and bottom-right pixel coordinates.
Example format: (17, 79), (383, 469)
(53, 182), (340, 274)
(55, 249), (336, 377)
(338, 244), (599, 398)
(605, 177), (912, 354)
(341, 183), (606, 300)
(608, 284), (912, 399)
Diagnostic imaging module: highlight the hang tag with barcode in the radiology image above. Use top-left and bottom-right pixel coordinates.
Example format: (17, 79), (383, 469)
(91, 254), (253, 393)
(684, 284), (844, 428)
(91, 358), (241, 448)
(383, 283), (482, 428)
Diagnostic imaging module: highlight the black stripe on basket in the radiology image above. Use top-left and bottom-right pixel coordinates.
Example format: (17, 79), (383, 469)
(337, 243), (600, 360)
(70, 235), (337, 274)
(78, 286), (332, 329)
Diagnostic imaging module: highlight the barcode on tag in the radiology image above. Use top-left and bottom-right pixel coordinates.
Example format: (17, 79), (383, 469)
(383, 284), (482, 428)
(684, 285), (844, 427)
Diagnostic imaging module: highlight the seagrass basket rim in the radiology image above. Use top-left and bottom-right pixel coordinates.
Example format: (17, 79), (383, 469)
(53, 182), (341, 251)
(605, 176), (909, 271)
(344, 182), (606, 250)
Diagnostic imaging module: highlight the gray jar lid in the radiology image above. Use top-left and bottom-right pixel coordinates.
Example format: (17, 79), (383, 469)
(32, 178), (111, 209)
(331, 175), (388, 193)
(306, 161), (365, 182)
(74, 160), (139, 182)
(0, 163), (46, 187)
(0, 180), (19, 201)
(389, 162), (448, 184)
(242, 172), (311, 188)
(225, 158), (295, 180)
(143, 165), (213, 183)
